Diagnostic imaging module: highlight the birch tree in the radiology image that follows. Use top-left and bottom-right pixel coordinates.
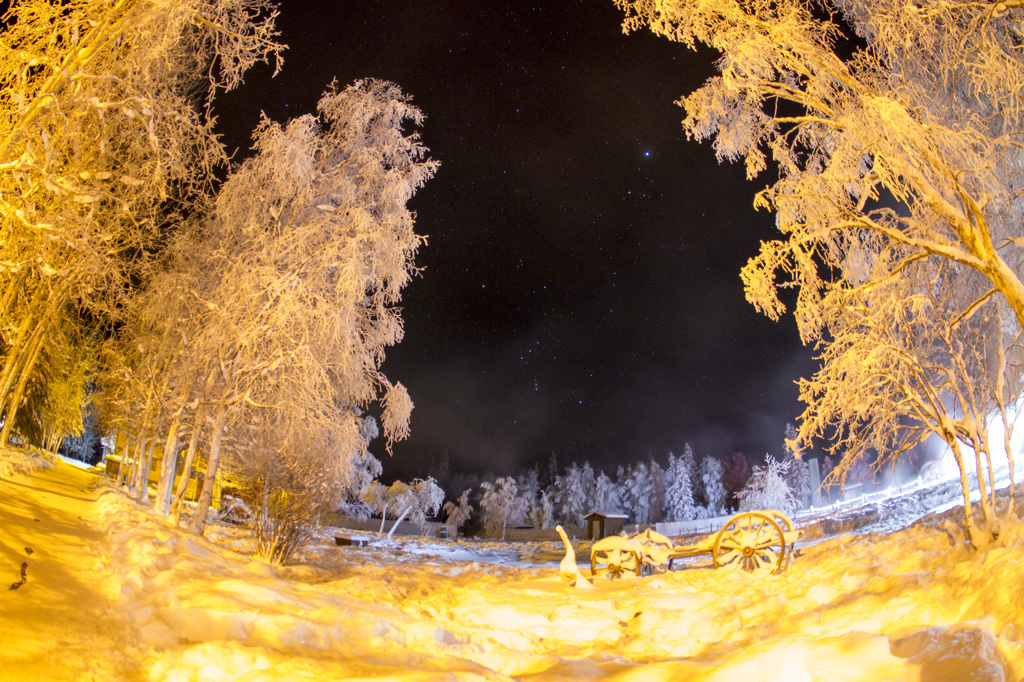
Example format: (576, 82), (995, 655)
(617, 0), (1024, 540)
(0, 0), (283, 447)
(479, 477), (529, 540)
(798, 260), (1023, 542)
(442, 489), (473, 538)
(737, 455), (798, 513)
(618, 0), (1024, 333)
(179, 80), (436, 536)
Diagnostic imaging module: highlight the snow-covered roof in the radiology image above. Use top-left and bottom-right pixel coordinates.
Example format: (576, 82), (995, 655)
(583, 511), (629, 519)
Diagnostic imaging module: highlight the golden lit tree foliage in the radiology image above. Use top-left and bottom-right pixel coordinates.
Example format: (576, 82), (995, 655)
(172, 80), (436, 536)
(798, 257), (1023, 542)
(0, 0), (283, 446)
(619, 0), (1024, 541)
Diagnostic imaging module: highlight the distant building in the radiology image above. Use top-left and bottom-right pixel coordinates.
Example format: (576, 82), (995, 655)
(584, 511), (629, 540)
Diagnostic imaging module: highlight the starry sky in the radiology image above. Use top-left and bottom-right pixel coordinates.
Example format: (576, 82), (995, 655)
(215, 0), (819, 480)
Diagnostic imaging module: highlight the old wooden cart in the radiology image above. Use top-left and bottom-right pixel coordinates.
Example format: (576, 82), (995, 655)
(590, 510), (801, 578)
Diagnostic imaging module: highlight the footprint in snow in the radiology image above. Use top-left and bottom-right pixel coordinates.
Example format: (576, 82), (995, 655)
(9, 562), (27, 591)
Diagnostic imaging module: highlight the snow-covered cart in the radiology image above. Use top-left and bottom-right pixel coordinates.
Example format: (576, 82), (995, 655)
(590, 510), (801, 578)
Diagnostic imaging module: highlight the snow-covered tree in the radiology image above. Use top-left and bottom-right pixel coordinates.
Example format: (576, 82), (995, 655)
(442, 489), (473, 538)
(647, 459), (667, 524)
(619, 462), (656, 525)
(557, 462), (595, 527)
(391, 478), (444, 539)
(680, 444), (703, 509)
(527, 489), (556, 530)
(479, 477), (529, 540)
(39, 330), (97, 455)
(664, 452), (696, 522)
(592, 470), (623, 514)
(618, 0), (1024, 544)
(362, 478), (443, 540)
(737, 455), (798, 514)
(700, 456), (726, 517)
(620, 0), (1024, 331)
(0, 0), (283, 449)
(333, 414), (384, 519)
(165, 80), (436, 536)
(784, 455), (812, 510)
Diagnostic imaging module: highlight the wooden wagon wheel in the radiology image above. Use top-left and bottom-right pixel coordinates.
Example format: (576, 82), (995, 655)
(590, 547), (641, 579)
(712, 511), (786, 575)
(765, 510), (797, 553)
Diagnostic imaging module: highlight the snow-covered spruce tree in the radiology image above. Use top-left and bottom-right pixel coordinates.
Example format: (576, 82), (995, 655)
(782, 424), (813, 509)
(176, 80), (436, 536)
(442, 489), (473, 538)
(619, 462), (656, 525)
(648, 459), (667, 524)
(681, 443), (703, 509)
(737, 455), (798, 514)
(0, 0), (283, 449)
(557, 462), (595, 527)
(531, 489), (557, 530)
(700, 456), (726, 517)
(618, 0), (1024, 544)
(664, 452), (696, 522)
(479, 477), (529, 540)
(593, 470), (624, 514)
(518, 466), (555, 529)
(784, 454), (813, 510)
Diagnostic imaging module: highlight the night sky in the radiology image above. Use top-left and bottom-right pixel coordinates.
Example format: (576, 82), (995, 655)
(215, 0), (819, 480)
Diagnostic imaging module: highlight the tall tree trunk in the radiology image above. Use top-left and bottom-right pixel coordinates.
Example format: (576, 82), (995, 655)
(387, 506), (414, 540)
(0, 297), (41, 410)
(0, 286), (46, 404)
(115, 431), (132, 486)
(134, 424), (162, 503)
(171, 412), (204, 521)
(187, 403), (227, 536)
(154, 413), (183, 516)
(125, 381), (158, 494)
(0, 322), (47, 447)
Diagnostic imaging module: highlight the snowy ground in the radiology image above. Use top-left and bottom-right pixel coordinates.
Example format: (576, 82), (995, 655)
(2, 458), (1024, 681)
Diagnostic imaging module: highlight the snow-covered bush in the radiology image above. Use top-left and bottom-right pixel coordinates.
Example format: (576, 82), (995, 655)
(736, 455), (797, 513)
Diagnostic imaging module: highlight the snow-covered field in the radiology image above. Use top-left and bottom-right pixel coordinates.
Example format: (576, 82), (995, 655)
(3, 459), (1024, 681)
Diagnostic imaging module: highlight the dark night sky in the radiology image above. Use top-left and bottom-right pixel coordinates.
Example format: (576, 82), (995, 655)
(216, 0), (819, 480)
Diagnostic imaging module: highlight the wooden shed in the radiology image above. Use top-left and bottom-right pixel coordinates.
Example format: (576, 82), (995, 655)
(584, 511), (629, 540)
